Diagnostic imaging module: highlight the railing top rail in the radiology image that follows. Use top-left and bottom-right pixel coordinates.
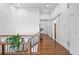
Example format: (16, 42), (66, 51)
(28, 32), (40, 42)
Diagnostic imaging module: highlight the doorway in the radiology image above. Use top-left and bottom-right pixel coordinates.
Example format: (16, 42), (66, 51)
(54, 23), (56, 39)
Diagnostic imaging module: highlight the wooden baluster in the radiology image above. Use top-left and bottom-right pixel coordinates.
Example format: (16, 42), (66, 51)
(27, 42), (31, 55)
(1, 36), (4, 55)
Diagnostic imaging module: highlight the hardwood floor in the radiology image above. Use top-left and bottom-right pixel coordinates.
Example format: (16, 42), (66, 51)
(39, 34), (70, 55)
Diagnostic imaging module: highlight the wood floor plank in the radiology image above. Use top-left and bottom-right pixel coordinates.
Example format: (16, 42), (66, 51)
(39, 34), (70, 55)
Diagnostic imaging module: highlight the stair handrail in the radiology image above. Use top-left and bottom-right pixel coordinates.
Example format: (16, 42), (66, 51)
(28, 32), (40, 42)
(28, 27), (43, 42)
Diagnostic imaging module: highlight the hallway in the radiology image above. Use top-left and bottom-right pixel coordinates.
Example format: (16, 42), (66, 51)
(39, 34), (70, 55)
(0, 3), (79, 55)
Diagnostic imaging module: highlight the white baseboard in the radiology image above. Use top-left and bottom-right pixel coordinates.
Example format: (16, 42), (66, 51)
(70, 50), (79, 55)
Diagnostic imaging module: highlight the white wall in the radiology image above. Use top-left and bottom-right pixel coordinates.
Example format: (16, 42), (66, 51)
(0, 4), (39, 35)
(69, 4), (79, 55)
(0, 4), (16, 35)
(15, 8), (39, 35)
(51, 3), (69, 50)
(51, 3), (79, 55)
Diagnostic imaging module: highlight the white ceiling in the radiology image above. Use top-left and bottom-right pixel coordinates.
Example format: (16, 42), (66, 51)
(8, 3), (58, 14)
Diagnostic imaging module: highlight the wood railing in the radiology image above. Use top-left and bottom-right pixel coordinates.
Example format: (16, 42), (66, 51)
(27, 32), (40, 55)
(0, 33), (40, 55)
